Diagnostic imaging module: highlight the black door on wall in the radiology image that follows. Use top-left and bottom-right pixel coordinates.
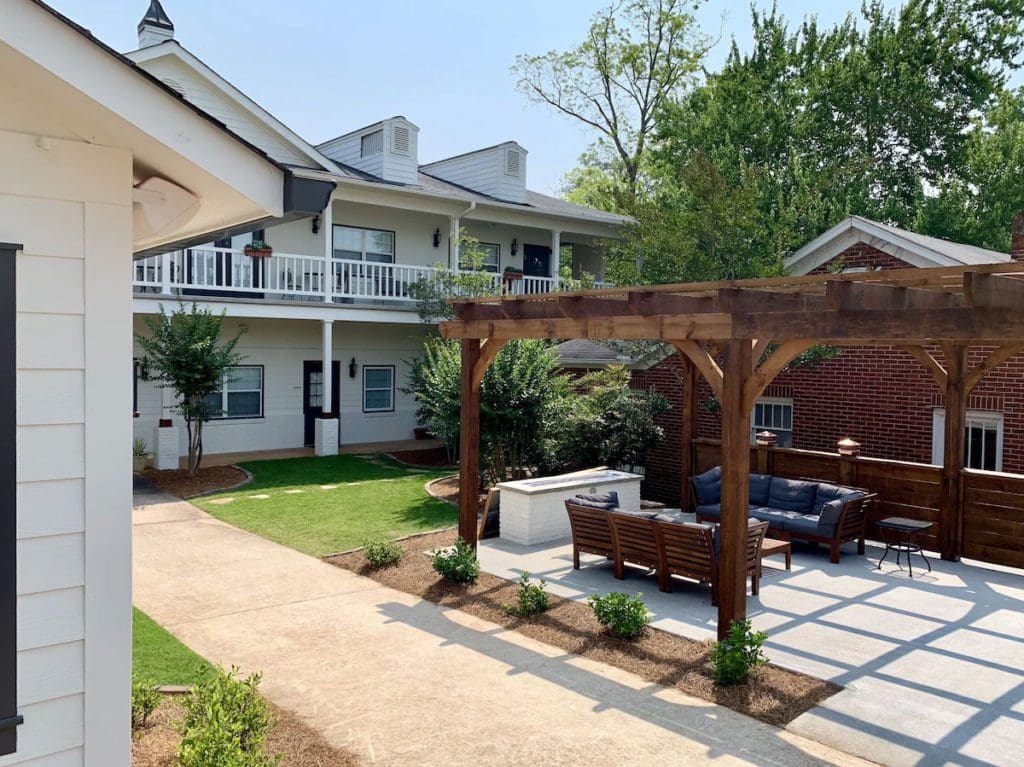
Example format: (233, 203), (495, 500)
(303, 360), (341, 446)
(522, 244), (551, 277)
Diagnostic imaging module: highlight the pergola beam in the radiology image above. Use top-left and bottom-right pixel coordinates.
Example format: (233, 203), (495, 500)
(671, 341), (724, 400)
(826, 281), (967, 311)
(964, 344), (1024, 393)
(719, 287), (829, 313)
(963, 272), (1024, 309)
(898, 345), (948, 389)
(743, 339), (815, 414)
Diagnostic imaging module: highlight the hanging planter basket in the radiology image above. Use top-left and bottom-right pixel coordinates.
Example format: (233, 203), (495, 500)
(244, 246), (273, 258)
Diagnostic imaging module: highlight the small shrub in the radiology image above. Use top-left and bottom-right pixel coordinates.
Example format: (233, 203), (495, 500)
(503, 571), (549, 617)
(710, 619), (768, 686)
(131, 675), (160, 731)
(431, 537), (480, 584)
(363, 539), (403, 568)
(588, 592), (651, 639)
(177, 666), (279, 767)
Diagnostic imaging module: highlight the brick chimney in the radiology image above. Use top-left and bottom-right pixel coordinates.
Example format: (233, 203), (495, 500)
(1013, 211), (1024, 262)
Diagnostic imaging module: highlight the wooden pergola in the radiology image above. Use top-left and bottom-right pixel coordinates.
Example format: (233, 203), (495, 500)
(440, 262), (1024, 638)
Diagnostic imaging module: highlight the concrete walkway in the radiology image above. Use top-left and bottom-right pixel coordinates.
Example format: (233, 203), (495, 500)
(132, 487), (871, 767)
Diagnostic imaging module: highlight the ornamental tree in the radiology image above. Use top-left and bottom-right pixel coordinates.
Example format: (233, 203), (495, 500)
(136, 303), (243, 477)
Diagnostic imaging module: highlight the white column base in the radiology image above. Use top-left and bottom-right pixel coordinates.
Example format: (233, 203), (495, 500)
(314, 418), (339, 457)
(154, 425), (180, 470)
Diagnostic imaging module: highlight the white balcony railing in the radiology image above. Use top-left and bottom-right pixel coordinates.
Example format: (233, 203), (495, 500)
(132, 248), (600, 306)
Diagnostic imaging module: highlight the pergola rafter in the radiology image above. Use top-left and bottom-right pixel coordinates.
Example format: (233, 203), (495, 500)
(442, 262), (1024, 639)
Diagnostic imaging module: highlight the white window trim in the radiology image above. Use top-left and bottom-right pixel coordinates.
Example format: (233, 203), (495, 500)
(750, 396), (794, 446)
(332, 224), (396, 263)
(931, 408), (1004, 471)
(363, 365), (395, 413)
(462, 242), (500, 273)
(206, 365), (264, 420)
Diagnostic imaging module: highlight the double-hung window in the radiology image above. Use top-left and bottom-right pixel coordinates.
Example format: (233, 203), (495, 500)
(333, 225), (395, 264)
(932, 409), (1003, 471)
(750, 397), (793, 447)
(202, 365), (264, 419)
(462, 242), (499, 273)
(363, 366), (395, 413)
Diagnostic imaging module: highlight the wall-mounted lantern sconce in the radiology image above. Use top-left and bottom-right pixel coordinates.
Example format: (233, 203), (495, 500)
(312, 215), (321, 235)
(510, 238), (518, 256)
(432, 227), (441, 248)
(349, 357), (357, 379)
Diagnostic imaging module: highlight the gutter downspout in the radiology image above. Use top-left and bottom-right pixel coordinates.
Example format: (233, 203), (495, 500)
(450, 202), (476, 270)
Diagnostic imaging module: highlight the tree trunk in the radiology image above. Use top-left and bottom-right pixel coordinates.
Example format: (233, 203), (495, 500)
(186, 416), (204, 478)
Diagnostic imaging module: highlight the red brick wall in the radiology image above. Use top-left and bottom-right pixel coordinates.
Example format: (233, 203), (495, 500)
(630, 242), (1024, 505)
(807, 242), (913, 274)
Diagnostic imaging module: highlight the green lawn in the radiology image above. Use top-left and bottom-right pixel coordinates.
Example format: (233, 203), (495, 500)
(194, 454), (456, 556)
(133, 608), (211, 686)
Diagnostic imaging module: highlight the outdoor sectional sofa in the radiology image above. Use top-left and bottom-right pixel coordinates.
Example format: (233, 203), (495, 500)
(564, 493), (769, 602)
(690, 466), (875, 563)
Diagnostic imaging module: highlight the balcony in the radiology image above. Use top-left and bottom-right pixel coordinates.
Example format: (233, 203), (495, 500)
(132, 248), (587, 306)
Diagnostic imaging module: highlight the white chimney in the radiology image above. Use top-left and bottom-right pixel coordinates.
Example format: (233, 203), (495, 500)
(421, 142), (528, 203)
(138, 0), (175, 48)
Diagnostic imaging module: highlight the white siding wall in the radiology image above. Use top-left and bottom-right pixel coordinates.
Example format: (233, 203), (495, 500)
(318, 118), (418, 184)
(135, 56), (312, 167)
(422, 143), (527, 203)
(133, 317), (429, 455)
(0, 130), (132, 767)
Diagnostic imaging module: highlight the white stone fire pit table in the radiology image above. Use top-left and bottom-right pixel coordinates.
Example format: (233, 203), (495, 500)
(496, 469), (643, 545)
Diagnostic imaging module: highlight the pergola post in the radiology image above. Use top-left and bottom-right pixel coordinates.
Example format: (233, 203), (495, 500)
(939, 344), (968, 561)
(679, 355), (698, 510)
(459, 338), (482, 548)
(718, 339), (753, 639)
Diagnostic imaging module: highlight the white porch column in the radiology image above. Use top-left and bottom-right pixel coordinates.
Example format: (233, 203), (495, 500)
(160, 251), (173, 295)
(322, 202), (333, 304)
(550, 229), (562, 283)
(153, 384), (179, 470)
(315, 319), (339, 456)
(450, 215), (460, 270)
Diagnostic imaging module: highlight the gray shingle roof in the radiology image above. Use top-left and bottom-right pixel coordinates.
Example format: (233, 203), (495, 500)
(852, 216), (1010, 266)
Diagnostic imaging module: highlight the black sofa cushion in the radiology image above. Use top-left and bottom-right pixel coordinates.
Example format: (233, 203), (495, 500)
(767, 477), (819, 513)
(575, 491), (619, 507)
(816, 499), (845, 534)
(695, 503), (721, 520)
(570, 493), (618, 510)
(749, 473), (773, 506)
(784, 513), (827, 537)
(692, 467), (722, 504)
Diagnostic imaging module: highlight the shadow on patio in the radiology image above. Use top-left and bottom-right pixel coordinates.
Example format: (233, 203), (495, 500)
(479, 538), (1024, 767)
(375, 597), (868, 767)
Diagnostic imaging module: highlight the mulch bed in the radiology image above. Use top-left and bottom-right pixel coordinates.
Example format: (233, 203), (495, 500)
(141, 465), (249, 499)
(326, 529), (839, 728)
(132, 696), (360, 766)
(387, 446), (456, 468)
(425, 474), (487, 511)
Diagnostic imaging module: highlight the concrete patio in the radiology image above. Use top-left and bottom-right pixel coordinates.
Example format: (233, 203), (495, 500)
(480, 532), (1024, 767)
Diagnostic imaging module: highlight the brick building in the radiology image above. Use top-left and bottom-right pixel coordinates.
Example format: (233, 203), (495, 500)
(560, 215), (1024, 505)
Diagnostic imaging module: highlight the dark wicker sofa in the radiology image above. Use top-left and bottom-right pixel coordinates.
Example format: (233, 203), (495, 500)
(691, 466), (875, 563)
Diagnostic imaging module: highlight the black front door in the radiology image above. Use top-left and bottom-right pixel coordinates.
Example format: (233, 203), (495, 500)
(523, 244), (551, 277)
(303, 360), (341, 446)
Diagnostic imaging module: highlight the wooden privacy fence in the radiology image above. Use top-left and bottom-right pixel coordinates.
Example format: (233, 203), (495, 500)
(693, 439), (1024, 568)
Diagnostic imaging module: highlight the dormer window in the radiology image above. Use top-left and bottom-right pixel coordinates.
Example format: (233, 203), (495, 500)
(360, 129), (383, 157)
(505, 148), (522, 177)
(391, 125), (411, 156)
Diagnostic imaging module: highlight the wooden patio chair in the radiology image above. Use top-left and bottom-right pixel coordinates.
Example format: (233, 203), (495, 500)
(607, 511), (660, 581)
(478, 488), (500, 540)
(564, 500), (615, 569)
(653, 521), (718, 599)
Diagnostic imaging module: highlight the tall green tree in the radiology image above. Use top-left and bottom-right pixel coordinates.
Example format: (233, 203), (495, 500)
(136, 303), (243, 477)
(514, 0), (710, 209)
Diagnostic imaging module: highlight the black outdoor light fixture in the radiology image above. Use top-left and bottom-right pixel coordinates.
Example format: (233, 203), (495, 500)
(349, 357), (357, 379)
(311, 215), (321, 235)
(510, 237), (518, 256)
(432, 227), (441, 248)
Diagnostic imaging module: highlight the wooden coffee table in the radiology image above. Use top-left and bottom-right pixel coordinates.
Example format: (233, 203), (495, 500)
(759, 538), (792, 571)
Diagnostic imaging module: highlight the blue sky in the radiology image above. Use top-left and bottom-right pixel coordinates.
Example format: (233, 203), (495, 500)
(47, 1), (958, 194)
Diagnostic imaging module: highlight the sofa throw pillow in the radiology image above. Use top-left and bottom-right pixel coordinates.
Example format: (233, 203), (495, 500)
(692, 466), (722, 505)
(767, 478), (818, 513)
(570, 495), (617, 511)
(748, 473), (773, 506)
(816, 499), (845, 533)
(575, 491), (619, 507)
(811, 483), (845, 516)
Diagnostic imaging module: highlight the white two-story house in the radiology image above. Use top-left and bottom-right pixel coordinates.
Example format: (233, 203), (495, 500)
(127, 1), (629, 461)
